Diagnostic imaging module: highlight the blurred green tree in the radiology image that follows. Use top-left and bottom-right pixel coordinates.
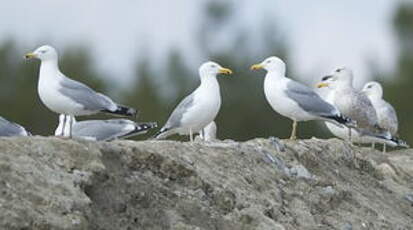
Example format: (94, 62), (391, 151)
(123, 0), (328, 141)
(9, 0), (404, 142)
(194, 0), (327, 140)
(377, 3), (413, 143)
(120, 49), (196, 140)
(122, 57), (166, 127)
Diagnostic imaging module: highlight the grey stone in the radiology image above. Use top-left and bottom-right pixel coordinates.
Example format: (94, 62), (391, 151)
(342, 222), (353, 230)
(289, 165), (315, 180)
(269, 136), (286, 152)
(404, 194), (413, 205)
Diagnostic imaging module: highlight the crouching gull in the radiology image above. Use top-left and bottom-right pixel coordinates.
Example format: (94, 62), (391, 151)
(199, 121), (217, 141)
(24, 45), (137, 137)
(317, 77), (405, 148)
(362, 81), (407, 151)
(155, 61), (232, 141)
(0, 116), (31, 137)
(317, 67), (403, 147)
(250, 56), (353, 140)
(55, 114), (156, 141)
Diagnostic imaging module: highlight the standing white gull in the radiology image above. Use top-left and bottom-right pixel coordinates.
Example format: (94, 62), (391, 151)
(55, 114), (156, 141)
(362, 82), (398, 136)
(250, 56), (353, 140)
(362, 81), (404, 151)
(24, 45), (137, 137)
(0, 116), (30, 137)
(317, 77), (403, 147)
(199, 121), (217, 141)
(155, 61), (232, 141)
(317, 68), (392, 142)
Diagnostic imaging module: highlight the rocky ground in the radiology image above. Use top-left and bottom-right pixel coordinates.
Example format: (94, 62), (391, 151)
(0, 136), (412, 230)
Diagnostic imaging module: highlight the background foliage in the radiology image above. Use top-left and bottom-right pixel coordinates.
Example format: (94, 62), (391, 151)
(1, 1), (412, 143)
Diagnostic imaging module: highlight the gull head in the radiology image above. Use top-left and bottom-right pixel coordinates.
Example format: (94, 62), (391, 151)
(199, 61), (233, 77)
(25, 45), (58, 61)
(362, 81), (383, 98)
(250, 56), (286, 74)
(317, 67), (353, 89)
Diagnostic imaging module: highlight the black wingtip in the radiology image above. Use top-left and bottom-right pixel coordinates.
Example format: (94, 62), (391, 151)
(103, 105), (139, 118)
(128, 122), (157, 136)
(391, 136), (410, 148)
(324, 114), (355, 127)
(135, 122), (158, 132)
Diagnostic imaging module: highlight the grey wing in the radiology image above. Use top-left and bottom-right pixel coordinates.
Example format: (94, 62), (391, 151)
(73, 119), (136, 141)
(353, 92), (379, 129)
(285, 81), (337, 117)
(59, 76), (116, 111)
(379, 102), (398, 135)
(0, 117), (28, 136)
(163, 93), (195, 130)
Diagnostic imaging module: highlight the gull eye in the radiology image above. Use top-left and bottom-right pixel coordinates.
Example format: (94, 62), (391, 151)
(40, 50), (47, 54)
(336, 69), (341, 73)
(367, 85), (372, 88)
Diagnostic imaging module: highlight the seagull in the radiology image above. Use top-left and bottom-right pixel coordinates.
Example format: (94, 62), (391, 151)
(317, 68), (391, 142)
(250, 56), (353, 140)
(155, 61), (232, 141)
(199, 121), (217, 141)
(24, 45), (137, 137)
(55, 114), (156, 141)
(362, 81), (401, 151)
(0, 116), (30, 137)
(362, 82), (398, 136)
(317, 77), (403, 147)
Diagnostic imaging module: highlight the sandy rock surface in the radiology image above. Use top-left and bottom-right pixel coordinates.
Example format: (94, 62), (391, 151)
(0, 136), (412, 230)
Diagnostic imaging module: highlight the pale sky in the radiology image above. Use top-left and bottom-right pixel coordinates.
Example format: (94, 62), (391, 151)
(0, 0), (404, 87)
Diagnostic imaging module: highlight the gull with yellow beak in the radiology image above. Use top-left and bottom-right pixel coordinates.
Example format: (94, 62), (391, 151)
(155, 61), (232, 141)
(317, 68), (387, 140)
(25, 45), (137, 137)
(251, 56), (353, 140)
(317, 73), (408, 149)
(317, 76), (402, 148)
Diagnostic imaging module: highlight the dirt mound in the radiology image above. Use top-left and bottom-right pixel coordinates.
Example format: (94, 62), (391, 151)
(0, 137), (412, 229)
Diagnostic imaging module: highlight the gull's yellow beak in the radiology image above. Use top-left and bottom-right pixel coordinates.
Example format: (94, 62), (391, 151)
(24, 52), (37, 59)
(218, 67), (233, 75)
(316, 82), (329, 88)
(250, 63), (264, 70)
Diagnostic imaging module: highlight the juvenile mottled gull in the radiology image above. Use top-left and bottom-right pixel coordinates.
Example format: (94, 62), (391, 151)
(317, 68), (387, 141)
(317, 77), (402, 147)
(362, 81), (404, 151)
(199, 121), (217, 141)
(0, 116), (30, 137)
(250, 56), (353, 140)
(55, 114), (156, 141)
(155, 61), (232, 141)
(362, 82), (398, 135)
(25, 45), (137, 137)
